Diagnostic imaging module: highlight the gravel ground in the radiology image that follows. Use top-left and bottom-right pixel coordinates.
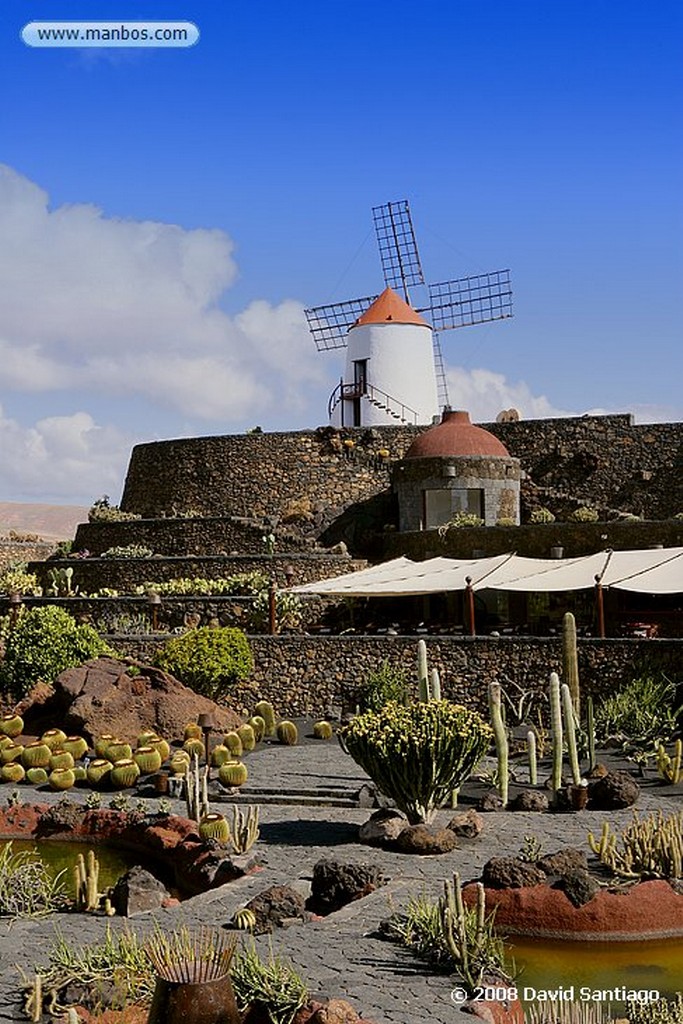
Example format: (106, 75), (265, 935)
(0, 738), (681, 1024)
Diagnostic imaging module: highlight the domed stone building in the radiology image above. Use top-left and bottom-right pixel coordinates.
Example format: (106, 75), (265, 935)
(392, 409), (521, 530)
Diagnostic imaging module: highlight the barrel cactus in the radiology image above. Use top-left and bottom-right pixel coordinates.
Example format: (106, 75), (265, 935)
(1, 744), (24, 765)
(254, 700), (276, 736)
(41, 728), (67, 751)
(0, 713), (24, 738)
(340, 700), (492, 824)
(86, 758), (113, 787)
(183, 737), (205, 759)
(1, 762), (25, 783)
(146, 735), (171, 762)
(110, 758), (141, 789)
(237, 724), (256, 752)
(95, 734), (116, 758)
(0, 735), (14, 751)
(62, 736), (88, 760)
(133, 745), (162, 774)
(49, 767), (75, 791)
(199, 812), (231, 844)
(218, 760), (248, 788)
(106, 740), (132, 762)
(224, 732), (243, 757)
(313, 721), (333, 740)
(276, 721), (298, 746)
(50, 750), (75, 771)
(169, 751), (191, 775)
(248, 715), (266, 743)
(232, 907), (257, 932)
(184, 721), (203, 740)
(22, 741), (52, 769)
(137, 730), (158, 748)
(26, 767), (49, 785)
(210, 744), (232, 768)
(72, 765), (87, 783)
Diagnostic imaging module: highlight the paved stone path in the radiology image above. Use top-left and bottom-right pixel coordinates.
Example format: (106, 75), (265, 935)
(0, 740), (678, 1024)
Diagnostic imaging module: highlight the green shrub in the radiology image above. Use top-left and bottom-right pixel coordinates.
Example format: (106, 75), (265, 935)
(593, 674), (679, 746)
(101, 544), (154, 559)
(0, 606), (112, 701)
(447, 511), (484, 528)
(154, 626), (253, 699)
(134, 572), (269, 596)
(529, 507), (556, 524)
(357, 660), (410, 711)
(0, 564), (40, 596)
(88, 495), (141, 523)
(340, 700), (491, 824)
(231, 941), (308, 1024)
(569, 506), (599, 522)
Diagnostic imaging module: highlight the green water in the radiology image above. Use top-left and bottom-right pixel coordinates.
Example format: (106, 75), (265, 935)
(1, 839), (142, 898)
(510, 937), (683, 1007)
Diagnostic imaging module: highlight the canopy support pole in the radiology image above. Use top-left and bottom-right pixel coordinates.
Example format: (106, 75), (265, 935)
(594, 575), (605, 638)
(465, 576), (476, 637)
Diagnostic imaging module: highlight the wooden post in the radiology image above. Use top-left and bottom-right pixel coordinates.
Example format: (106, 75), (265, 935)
(594, 576), (605, 638)
(465, 577), (476, 637)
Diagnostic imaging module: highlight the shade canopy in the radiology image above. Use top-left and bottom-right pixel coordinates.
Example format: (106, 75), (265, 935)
(289, 548), (683, 597)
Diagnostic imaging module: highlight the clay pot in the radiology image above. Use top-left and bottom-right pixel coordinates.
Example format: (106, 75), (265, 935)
(147, 974), (240, 1024)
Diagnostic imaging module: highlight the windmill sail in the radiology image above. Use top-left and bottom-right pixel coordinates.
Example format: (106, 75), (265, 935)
(427, 270), (512, 331)
(372, 200), (425, 300)
(304, 295), (378, 351)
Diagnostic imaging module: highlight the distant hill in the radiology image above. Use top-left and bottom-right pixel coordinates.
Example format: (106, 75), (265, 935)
(0, 502), (88, 542)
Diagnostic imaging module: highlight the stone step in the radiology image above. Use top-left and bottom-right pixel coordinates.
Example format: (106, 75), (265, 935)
(213, 790), (359, 808)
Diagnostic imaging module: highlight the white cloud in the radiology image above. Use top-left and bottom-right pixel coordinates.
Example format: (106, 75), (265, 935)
(0, 404), (132, 503)
(0, 164), (326, 426)
(446, 366), (574, 422)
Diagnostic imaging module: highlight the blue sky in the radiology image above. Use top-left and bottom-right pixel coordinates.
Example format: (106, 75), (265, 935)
(0, 0), (681, 503)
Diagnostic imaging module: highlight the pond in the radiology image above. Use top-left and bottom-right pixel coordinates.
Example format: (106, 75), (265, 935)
(510, 936), (683, 1007)
(1, 839), (147, 899)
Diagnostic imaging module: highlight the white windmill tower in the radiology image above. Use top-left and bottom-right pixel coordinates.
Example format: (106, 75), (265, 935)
(304, 200), (513, 428)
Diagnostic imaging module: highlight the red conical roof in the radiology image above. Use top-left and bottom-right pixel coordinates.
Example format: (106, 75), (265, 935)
(352, 287), (429, 328)
(404, 410), (511, 458)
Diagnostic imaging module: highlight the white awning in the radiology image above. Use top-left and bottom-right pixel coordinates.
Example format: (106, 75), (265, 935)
(290, 547), (683, 597)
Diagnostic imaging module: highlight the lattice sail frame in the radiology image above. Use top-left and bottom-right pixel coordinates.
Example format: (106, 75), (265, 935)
(372, 200), (424, 300)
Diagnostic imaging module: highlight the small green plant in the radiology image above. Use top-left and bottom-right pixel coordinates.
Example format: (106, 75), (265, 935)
(446, 511), (485, 528)
(519, 834), (543, 862)
(627, 993), (683, 1024)
(154, 626), (253, 699)
(594, 674), (679, 747)
(101, 544), (154, 558)
(357, 660), (410, 711)
(529, 507), (556, 524)
(47, 566), (78, 596)
(656, 740), (683, 784)
(588, 809), (683, 880)
(495, 517), (517, 527)
(0, 605), (112, 700)
(231, 942), (309, 1024)
(88, 495), (141, 523)
(0, 842), (68, 918)
(570, 506), (599, 522)
(249, 588), (302, 632)
(109, 792), (132, 813)
(0, 564), (40, 596)
(276, 720), (298, 745)
(231, 803), (260, 853)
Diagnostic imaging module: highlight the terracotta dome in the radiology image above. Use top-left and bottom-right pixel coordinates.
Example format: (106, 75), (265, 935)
(404, 410), (511, 458)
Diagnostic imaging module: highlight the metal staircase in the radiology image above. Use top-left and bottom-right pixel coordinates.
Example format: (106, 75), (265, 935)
(328, 381), (418, 425)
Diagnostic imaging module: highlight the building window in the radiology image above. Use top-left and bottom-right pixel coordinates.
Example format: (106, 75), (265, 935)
(423, 488), (484, 528)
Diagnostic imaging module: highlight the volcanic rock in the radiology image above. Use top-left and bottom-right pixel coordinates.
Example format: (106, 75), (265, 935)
(394, 824), (458, 855)
(588, 770), (640, 809)
(19, 656), (242, 743)
(111, 864), (170, 916)
(358, 808), (407, 846)
(553, 869), (600, 908)
(478, 792), (504, 812)
(482, 857), (546, 889)
(309, 859), (386, 914)
(509, 790), (549, 812)
(244, 884), (308, 934)
(537, 847), (588, 877)
(446, 809), (484, 837)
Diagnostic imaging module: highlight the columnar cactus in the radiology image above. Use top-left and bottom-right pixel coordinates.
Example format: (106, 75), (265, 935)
(218, 760), (248, 788)
(417, 639), (430, 701)
(586, 695), (596, 773)
(430, 669), (442, 702)
(185, 755), (210, 824)
(657, 740), (683, 784)
(313, 721), (334, 740)
(237, 724), (256, 752)
(231, 804), (260, 853)
(254, 701), (276, 736)
(561, 682), (581, 785)
(488, 682), (509, 806)
(199, 812), (231, 844)
(562, 612), (580, 717)
(527, 729), (538, 786)
(549, 672), (564, 797)
(276, 721), (298, 745)
(74, 850), (100, 911)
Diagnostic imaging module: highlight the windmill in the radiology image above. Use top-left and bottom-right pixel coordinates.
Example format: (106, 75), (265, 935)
(304, 200), (512, 427)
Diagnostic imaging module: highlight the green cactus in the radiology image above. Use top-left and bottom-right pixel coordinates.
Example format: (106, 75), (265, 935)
(62, 736), (88, 760)
(0, 735), (14, 751)
(417, 639), (430, 701)
(183, 737), (206, 759)
(1, 744), (24, 764)
(185, 755), (210, 824)
(72, 765), (87, 782)
(26, 767), (49, 785)
(74, 849), (100, 911)
(183, 721), (203, 740)
(230, 803), (260, 853)
(430, 669), (442, 701)
(109, 758), (141, 789)
(313, 721), (333, 740)
(21, 742), (52, 769)
(254, 700), (276, 736)
(147, 735), (170, 762)
(210, 743), (232, 767)
(49, 767), (75, 790)
(527, 729), (538, 786)
(218, 760), (248, 788)
(41, 728), (67, 751)
(232, 907), (257, 931)
(169, 751), (191, 775)
(106, 740), (133, 762)
(437, 872), (506, 990)
(1, 762), (26, 783)
(561, 682), (582, 785)
(588, 809), (682, 880)
(95, 733), (116, 758)
(248, 715), (266, 742)
(237, 724), (256, 752)
(488, 682), (508, 806)
(586, 695), (596, 773)
(137, 730), (158, 748)
(199, 812), (231, 844)
(50, 749), (75, 771)
(86, 758), (113, 787)
(562, 611), (580, 717)
(276, 720), (298, 745)
(657, 739), (683, 784)
(0, 713), (24, 738)
(133, 745), (162, 774)
(224, 731), (244, 757)
(549, 672), (564, 798)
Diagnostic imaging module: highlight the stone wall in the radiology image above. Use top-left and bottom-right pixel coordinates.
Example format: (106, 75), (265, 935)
(394, 454), (521, 529)
(107, 634), (682, 719)
(0, 540), (55, 576)
(118, 416), (683, 534)
(28, 553), (365, 593)
(382, 518), (683, 560)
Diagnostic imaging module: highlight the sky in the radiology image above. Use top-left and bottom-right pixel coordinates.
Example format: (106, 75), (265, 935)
(0, 0), (681, 504)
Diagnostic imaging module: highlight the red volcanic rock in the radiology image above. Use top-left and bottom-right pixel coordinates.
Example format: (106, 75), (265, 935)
(462, 995), (524, 1024)
(19, 656), (242, 743)
(0, 803), (44, 835)
(462, 879), (683, 939)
